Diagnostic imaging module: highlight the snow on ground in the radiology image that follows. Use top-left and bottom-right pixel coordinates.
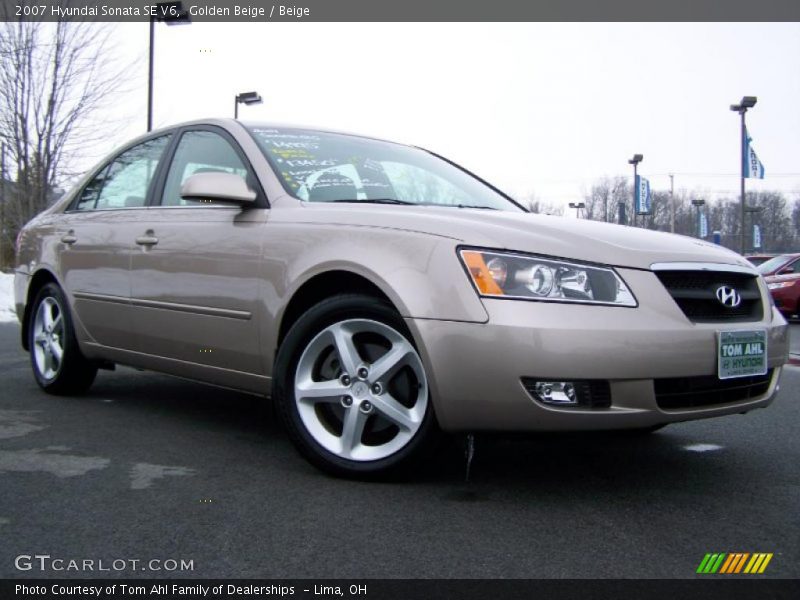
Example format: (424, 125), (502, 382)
(0, 273), (18, 323)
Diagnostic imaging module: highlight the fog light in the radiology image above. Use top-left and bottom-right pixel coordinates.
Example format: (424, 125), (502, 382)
(522, 377), (612, 408)
(532, 381), (578, 405)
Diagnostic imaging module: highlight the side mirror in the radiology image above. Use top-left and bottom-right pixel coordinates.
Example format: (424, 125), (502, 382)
(778, 266), (795, 275)
(180, 172), (257, 205)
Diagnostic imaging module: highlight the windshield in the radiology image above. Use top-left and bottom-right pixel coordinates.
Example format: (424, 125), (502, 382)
(247, 127), (523, 212)
(757, 254), (793, 275)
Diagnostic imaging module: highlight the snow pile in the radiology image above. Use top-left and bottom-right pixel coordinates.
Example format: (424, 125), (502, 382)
(0, 273), (18, 323)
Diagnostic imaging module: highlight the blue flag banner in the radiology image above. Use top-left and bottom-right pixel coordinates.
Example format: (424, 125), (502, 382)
(635, 174), (651, 214)
(700, 212), (708, 238)
(744, 127), (765, 179)
(753, 224), (762, 249)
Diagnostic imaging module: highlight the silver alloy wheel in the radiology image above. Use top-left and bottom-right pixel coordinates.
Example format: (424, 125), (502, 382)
(294, 319), (428, 462)
(32, 297), (65, 382)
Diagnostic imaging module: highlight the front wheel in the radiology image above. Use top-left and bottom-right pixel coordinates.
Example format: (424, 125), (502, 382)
(273, 294), (437, 478)
(28, 283), (97, 395)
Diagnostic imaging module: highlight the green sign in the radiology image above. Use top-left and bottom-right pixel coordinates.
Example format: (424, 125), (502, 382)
(718, 330), (767, 380)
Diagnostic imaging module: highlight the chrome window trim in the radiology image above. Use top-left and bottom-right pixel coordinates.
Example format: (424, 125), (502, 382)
(132, 204), (242, 211)
(63, 204), (243, 214)
(64, 206), (151, 214)
(650, 262), (758, 276)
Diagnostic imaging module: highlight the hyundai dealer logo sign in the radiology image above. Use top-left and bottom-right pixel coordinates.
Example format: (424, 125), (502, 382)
(716, 286), (742, 308)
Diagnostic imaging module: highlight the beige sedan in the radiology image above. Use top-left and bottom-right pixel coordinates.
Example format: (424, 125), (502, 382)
(14, 119), (790, 477)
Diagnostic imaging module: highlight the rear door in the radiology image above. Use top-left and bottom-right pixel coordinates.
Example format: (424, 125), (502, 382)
(128, 126), (268, 377)
(58, 134), (172, 349)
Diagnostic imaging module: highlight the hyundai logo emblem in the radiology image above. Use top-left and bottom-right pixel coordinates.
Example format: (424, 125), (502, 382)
(715, 286), (742, 308)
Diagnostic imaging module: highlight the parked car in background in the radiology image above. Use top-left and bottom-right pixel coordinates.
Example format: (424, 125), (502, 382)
(745, 254), (776, 267)
(765, 272), (800, 320)
(12, 119), (791, 478)
(757, 253), (800, 277)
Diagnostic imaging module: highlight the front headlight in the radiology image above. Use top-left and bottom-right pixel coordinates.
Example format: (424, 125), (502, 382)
(459, 249), (637, 307)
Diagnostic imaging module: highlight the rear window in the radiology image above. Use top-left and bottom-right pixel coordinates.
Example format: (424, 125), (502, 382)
(74, 135), (170, 211)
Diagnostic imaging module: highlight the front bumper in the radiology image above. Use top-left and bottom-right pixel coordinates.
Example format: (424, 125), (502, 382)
(406, 268), (789, 432)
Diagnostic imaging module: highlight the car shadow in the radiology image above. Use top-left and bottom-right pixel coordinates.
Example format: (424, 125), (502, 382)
(415, 428), (749, 506)
(78, 367), (746, 501)
(82, 367), (280, 437)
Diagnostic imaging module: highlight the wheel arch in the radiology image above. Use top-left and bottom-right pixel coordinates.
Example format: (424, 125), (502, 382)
(276, 269), (402, 350)
(20, 268), (61, 352)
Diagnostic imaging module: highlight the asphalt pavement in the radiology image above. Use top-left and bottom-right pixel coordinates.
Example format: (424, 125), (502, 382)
(1, 322), (798, 579)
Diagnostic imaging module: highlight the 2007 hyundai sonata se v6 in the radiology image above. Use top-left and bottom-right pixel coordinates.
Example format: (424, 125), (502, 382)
(14, 119), (790, 477)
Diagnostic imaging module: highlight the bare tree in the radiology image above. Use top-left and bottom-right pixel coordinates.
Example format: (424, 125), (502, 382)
(574, 175), (798, 253)
(523, 194), (564, 216)
(582, 176), (628, 223)
(0, 18), (128, 266)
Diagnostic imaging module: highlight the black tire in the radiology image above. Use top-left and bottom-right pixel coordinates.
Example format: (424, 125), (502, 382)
(273, 294), (438, 479)
(28, 282), (97, 395)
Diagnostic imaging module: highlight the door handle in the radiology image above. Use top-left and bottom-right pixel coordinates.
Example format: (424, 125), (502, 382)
(135, 231), (159, 246)
(60, 230), (77, 245)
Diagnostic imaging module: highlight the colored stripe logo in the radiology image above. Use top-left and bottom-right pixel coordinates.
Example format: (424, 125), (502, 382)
(697, 553), (773, 574)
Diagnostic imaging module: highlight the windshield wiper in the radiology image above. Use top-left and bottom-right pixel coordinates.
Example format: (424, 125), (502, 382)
(328, 198), (416, 205)
(327, 199), (498, 210)
(455, 204), (498, 210)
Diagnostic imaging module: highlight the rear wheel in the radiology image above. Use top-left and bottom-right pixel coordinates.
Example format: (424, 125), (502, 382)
(28, 283), (97, 395)
(273, 294), (437, 478)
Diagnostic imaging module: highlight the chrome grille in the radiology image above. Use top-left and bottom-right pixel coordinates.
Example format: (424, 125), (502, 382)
(655, 269), (763, 322)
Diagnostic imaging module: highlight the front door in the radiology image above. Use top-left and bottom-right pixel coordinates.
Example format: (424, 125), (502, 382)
(129, 127), (267, 378)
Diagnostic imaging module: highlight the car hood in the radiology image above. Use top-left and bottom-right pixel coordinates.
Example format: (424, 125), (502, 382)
(284, 202), (752, 270)
(765, 273), (800, 283)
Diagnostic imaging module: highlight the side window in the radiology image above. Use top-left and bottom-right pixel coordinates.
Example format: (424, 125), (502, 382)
(75, 136), (170, 211)
(160, 130), (251, 206)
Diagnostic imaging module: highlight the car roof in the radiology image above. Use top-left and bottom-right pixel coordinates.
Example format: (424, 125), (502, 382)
(144, 118), (409, 149)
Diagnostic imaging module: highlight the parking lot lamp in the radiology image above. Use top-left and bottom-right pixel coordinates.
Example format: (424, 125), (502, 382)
(235, 92), (263, 119)
(729, 96), (757, 253)
(628, 154), (643, 227)
(148, 2), (191, 132)
(568, 202), (586, 218)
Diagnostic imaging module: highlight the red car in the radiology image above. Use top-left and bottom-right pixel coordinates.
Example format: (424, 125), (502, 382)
(746, 254), (776, 267)
(760, 254), (800, 318)
(757, 253), (800, 277)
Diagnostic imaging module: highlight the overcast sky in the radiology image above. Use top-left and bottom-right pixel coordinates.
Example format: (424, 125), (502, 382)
(103, 22), (800, 208)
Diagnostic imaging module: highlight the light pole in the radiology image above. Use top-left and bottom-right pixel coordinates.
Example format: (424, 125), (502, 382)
(148, 2), (191, 132)
(568, 202), (585, 218)
(691, 198), (705, 238)
(0, 142), (5, 268)
(744, 205), (763, 252)
(669, 173), (675, 233)
(628, 154), (643, 227)
(729, 95), (757, 254)
(234, 91), (263, 119)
